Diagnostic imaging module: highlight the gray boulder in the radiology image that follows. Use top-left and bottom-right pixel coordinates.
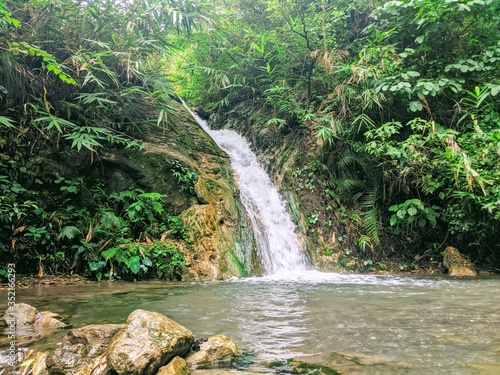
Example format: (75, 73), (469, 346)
(74, 353), (109, 375)
(62, 324), (125, 357)
(47, 343), (92, 374)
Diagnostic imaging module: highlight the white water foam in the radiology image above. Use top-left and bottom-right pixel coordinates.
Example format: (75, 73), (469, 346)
(232, 269), (451, 287)
(185, 104), (307, 275)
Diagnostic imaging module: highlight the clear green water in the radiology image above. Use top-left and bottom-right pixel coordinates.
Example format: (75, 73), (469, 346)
(1, 274), (499, 374)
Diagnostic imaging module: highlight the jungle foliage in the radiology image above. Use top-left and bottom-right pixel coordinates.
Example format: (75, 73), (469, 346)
(0, 0), (202, 279)
(177, 0), (500, 270)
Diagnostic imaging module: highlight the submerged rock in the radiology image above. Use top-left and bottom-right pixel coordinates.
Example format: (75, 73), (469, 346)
(157, 356), (191, 375)
(107, 309), (194, 375)
(443, 246), (477, 277)
(185, 334), (239, 368)
(2, 303), (38, 326)
(34, 314), (67, 329)
(2, 303), (66, 343)
(280, 352), (417, 375)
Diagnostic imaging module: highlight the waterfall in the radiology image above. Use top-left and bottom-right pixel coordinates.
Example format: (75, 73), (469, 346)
(185, 105), (307, 275)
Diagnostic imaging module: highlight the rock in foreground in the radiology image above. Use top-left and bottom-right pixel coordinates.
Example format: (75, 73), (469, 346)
(107, 309), (194, 375)
(157, 356), (191, 375)
(12, 307), (240, 375)
(46, 324), (124, 374)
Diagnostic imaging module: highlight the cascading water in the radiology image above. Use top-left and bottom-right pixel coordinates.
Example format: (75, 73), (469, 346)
(184, 105), (307, 275)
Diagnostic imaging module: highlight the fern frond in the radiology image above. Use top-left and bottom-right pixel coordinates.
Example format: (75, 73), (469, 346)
(360, 188), (381, 245)
(362, 207), (380, 245)
(336, 178), (363, 194)
(58, 225), (82, 240)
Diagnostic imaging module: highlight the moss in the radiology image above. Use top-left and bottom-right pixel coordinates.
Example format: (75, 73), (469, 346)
(228, 247), (248, 277)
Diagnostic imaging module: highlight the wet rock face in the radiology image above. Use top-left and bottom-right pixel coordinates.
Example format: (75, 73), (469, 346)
(46, 343), (90, 374)
(107, 309), (194, 375)
(88, 103), (252, 280)
(185, 334), (240, 368)
(62, 324), (125, 347)
(46, 324), (124, 374)
(443, 246), (478, 277)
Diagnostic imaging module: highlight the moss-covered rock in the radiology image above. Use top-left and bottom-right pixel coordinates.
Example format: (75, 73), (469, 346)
(107, 309), (194, 375)
(158, 357), (191, 375)
(82, 102), (258, 280)
(274, 352), (417, 374)
(443, 246), (477, 277)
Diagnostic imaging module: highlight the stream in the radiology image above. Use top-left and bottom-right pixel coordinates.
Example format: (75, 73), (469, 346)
(1, 274), (499, 374)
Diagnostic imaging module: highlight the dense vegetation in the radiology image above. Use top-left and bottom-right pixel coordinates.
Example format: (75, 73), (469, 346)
(175, 0), (500, 271)
(0, 0), (198, 280)
(1, 0), (499, 277)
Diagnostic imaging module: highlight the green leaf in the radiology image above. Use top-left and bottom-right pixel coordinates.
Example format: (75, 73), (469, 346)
(102, 247), (118, 261)
(89, 261), (106, 271)
(491, 85), (500, 96)
(389, 205), (399, 212)
(407, 206), (418, 216)
(389, 215), (398, 226)
(142, 257), (153, 267)
(0, 115), (16, 128)
(128, 256), (141, 274)
(409, 101), (423, 112)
